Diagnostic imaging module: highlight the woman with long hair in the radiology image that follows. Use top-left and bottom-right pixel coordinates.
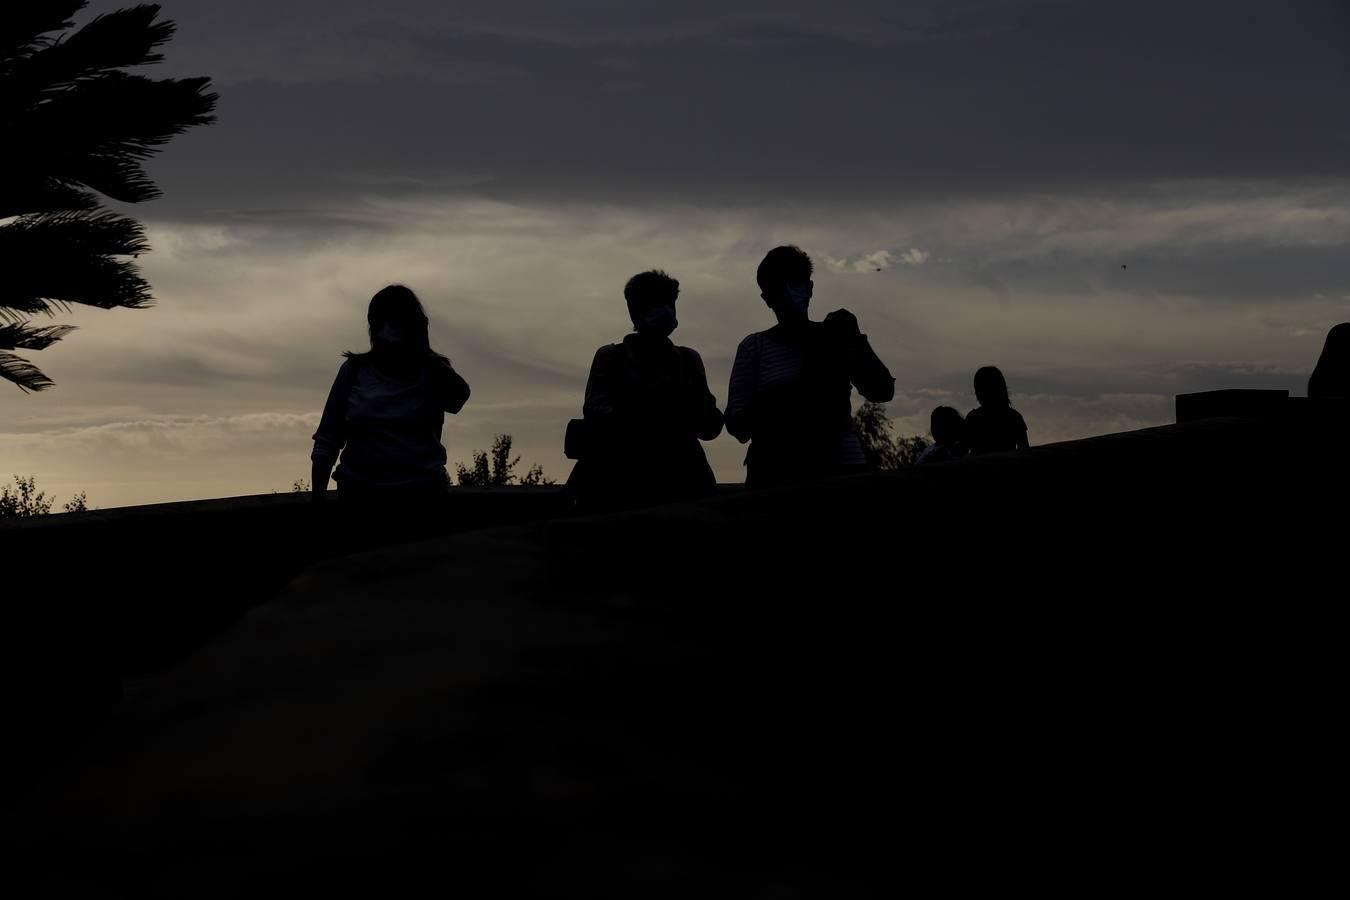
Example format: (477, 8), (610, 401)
(310, 285), (470, 503)
(964, 366), (1030, 455)
(1308, 323), (1350, 400)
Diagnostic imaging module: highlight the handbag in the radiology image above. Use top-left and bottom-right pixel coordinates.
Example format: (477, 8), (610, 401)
(566, 340), (697, 461)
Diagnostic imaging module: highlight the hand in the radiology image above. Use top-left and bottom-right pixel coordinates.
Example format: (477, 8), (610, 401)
(823, 308), (861, 337)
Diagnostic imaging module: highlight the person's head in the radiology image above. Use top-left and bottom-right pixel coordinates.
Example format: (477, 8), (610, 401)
(930, 406), (964, 446)
(624, 270), (680, 337)
(361, 284), (432, 358)
(756, 245), (814, 324)
(973, 366), (1011, 408)
(1310, 322), (1350, 398)
(1318, 323), (1350, 361)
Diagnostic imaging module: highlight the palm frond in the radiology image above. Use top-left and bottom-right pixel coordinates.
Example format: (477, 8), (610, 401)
(0, 322), (77, 351)
(24, 71), (217, 202)
(0, 254), (151, 314)
(0, 2), (86, 64)
(1, 5), (169, 109)
(0, 2), (214, 389)
(0, 295), (71, 322)
(0, 209), (149, 256)
(0, 6), (176, 128)
(0, 349), (56, 392)
(50, 5), (174, 74)
(0, 179), (99, 218)
(0, 210), (153, 314)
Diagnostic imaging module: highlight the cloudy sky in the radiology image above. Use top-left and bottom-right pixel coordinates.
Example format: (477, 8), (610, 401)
(4, 0), (1349, 508)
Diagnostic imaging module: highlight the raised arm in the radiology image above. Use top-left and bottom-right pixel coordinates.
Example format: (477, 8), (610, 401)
(429, 355), (471, 414)
(724, 335), (758, 444)
(824, 309), (894, 403)
(850, 334), (895, 403)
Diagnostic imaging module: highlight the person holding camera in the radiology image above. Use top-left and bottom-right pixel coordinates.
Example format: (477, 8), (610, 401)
(725, 245), (895, 489)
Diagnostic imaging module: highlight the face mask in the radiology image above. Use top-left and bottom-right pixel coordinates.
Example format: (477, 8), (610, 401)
(781, 283), (811, 320)
(376, 323), (410, 346)
(636, 304), (678, 338)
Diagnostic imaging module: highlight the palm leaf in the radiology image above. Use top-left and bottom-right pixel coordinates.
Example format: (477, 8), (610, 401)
(0, 179), (99, 218)
(0, 254), (152, 315)
(0, 321), (77, 351)
(44, 5), (175, 75)
(21, 71), (217, 202)
(0, 349), (56, 392)
(0, 210), (152, 317)
(0, 209), (149, 256)
(0, 3), (215, 390)
(0, 1), (85, 64)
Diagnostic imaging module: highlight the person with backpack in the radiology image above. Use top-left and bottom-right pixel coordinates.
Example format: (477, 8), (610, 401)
(565, 270), (724, 511)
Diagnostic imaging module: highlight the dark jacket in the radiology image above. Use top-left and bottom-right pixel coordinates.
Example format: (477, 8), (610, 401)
(312, 353), (470, 491)
(567, 334), (723, 509)
(964, 406), (1029, 455)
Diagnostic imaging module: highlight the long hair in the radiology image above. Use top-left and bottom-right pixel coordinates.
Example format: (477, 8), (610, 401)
(973, 366), (1011, 408)
(344, 284), (443, 362)
(1309, 323), (1350, 400)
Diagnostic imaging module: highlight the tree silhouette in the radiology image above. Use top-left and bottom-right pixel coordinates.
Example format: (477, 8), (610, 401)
(854, 402), (930, 469)
(0, 2), (217, 391)
(455, 435), (553, 487)
(0, 474), (89, 516)
(0, 475), (52, 516)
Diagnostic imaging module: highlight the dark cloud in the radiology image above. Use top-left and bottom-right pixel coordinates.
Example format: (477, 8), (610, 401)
(961, 243), (1350, 304)
(69, 0), (1349, 219)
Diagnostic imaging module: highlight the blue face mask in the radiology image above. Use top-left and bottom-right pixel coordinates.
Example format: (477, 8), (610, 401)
(781, 283), (811, 320)
(636, 304), (678, 338)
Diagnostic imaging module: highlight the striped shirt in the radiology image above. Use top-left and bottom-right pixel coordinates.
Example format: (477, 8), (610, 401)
(725, 320), (894, 480)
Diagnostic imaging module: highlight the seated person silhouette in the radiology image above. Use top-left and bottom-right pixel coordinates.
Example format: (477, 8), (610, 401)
(916, 406), (966, 464)
(725, 245), (895, 489)
(1308, 323), (1350, 400)
(566, 269), (724, 511)
(964, 366), (1029, 455)
(311, 284), (470, 504)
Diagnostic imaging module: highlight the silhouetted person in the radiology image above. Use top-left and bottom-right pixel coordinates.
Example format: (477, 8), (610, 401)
(1308, 323), (1350, 400)
(726, 245), (895, 489)
(916, 406), (966, 464)
(311, 285), (470, 504)
(566, 270), (723, 511)
(965, 366), (1029, 455)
